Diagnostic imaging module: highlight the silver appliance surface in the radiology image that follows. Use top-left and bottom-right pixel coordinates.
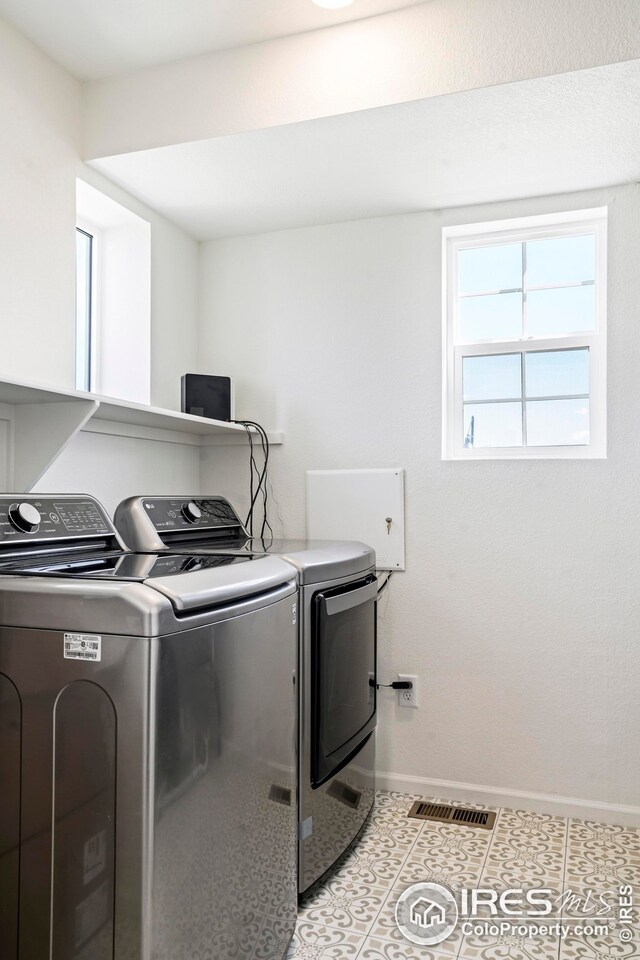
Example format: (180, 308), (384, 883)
(114, 495), (378, 893)
(0, 494), (298, 959)
(115, 495), (375, 584)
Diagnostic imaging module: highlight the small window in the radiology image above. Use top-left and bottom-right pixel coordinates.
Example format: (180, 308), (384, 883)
(75, 227), (94, 392)
(76, 180), (151, 404)
(443, 209), (607, 459)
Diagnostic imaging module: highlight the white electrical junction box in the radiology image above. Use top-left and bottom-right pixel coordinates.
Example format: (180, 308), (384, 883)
(306, 468), (405, 571)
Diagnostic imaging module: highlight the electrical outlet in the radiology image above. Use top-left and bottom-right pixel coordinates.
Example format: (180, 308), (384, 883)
(397, 674), (419, 708)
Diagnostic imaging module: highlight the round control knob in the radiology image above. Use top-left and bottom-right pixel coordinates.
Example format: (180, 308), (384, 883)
(9, 502), (42, 533)
(181, 501), (202, 524)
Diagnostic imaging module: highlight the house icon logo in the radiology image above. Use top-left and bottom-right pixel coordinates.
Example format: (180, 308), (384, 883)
(395, 882), (459, 946)
(410, 896), (447, 929)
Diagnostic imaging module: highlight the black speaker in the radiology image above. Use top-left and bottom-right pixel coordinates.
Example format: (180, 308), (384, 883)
(181, 374), (234, 421)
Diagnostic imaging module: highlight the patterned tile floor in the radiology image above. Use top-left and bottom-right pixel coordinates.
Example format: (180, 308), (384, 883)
(290, 792), (640, 960)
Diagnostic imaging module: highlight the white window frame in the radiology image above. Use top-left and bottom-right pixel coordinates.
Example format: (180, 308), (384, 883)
(76, 217), (101, 393)
(442, 207), (607, 460)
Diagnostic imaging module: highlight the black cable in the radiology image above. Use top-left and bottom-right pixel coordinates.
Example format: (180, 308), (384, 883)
(241, 422), (260, 537)
(253, 423), (273, 540)
(376, 571), (394, 596)
(249, 429), (261, 536)
(230, 419), (272, 540)
(244, 424), (257, 536)
(243, 422), (268, 536)
(244, 422), (268, 535)
(245, 427), (260, 536)
(371, 679), (413, 690)
(244, 421), (272, 541)
(260, 431), (271, 539)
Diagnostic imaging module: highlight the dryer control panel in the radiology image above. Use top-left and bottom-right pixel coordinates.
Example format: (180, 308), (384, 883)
(0, 496), (117, 547)
(115, 495), (247, 552)
(140, 497), (243, 534)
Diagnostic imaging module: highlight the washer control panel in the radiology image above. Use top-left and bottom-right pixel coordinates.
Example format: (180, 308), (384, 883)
(0, 496), (113, 545)
(141, 497), (242, 534)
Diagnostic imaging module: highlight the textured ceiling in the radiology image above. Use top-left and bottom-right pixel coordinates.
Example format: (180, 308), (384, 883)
(91, 60), (640, 240)
(0, 0), (424, 79)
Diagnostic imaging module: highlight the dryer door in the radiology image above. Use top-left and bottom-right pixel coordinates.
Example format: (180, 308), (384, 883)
(311, 575), (377, 787)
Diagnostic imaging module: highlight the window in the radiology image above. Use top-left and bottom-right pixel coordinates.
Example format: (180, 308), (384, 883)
(75, 227), (94, 392)
(443, 209), (607, 459)
(76, 179), (151, 404)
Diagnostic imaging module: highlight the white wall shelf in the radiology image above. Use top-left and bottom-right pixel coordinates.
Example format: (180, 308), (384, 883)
(0, 376), (282, 492)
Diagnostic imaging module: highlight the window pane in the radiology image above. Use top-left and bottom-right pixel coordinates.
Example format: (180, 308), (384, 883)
(459, 291), (522, 340)
(526, 399), (590, 446)
(526, 234), (595, 287)
(463, 353), (522, 402)
(463, 402), (523, 448)
(458, 242), (522, 294)
(526, 285), (595, 336)
(525, 349), (589, 399)
(75, 229), (92, 392)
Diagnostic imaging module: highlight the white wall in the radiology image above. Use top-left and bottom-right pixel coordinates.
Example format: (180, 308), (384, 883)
(34, 431), (200, 517)
(77, 180), (152, 403)
(0, 416), (10, 490)
(0, 16), (81, 389)
(84, 0), (640, 160)
(2, 0), (638, 818)
(0, 13), (199, 408)
(97, 218), (151, 403)
(148, 210), (199, 411)
(199, 184), (640, 820)
(0, 13), (201, 503)
(79, 166), (200, 410)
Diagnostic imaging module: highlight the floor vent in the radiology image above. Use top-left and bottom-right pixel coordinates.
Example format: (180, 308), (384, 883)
(408, 801), (496, 830)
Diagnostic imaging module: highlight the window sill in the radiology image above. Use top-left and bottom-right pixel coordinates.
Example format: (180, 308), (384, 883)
(443, 447), (606, 461)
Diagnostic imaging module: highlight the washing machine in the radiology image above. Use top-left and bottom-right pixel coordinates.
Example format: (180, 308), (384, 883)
(0, 495), (298, 960)
(115, 495), (378, 893)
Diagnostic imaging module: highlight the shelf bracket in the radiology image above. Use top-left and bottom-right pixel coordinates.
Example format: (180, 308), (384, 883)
(12, 399), (100, 492)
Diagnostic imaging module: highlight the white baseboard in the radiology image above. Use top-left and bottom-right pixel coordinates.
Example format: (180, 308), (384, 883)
(375, 770), (640, 828)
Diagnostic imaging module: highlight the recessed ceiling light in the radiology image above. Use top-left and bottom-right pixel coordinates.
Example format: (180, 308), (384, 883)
(312, 0), (355, 8)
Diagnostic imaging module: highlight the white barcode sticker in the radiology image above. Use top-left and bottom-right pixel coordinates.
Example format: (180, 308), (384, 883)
(64, 633), (102, 662)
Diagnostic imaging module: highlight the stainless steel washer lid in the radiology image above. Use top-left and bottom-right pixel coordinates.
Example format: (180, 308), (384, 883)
(147, 555), (297, 611)
(0, 555), (297, 635)
(0, 493), (298, 635)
